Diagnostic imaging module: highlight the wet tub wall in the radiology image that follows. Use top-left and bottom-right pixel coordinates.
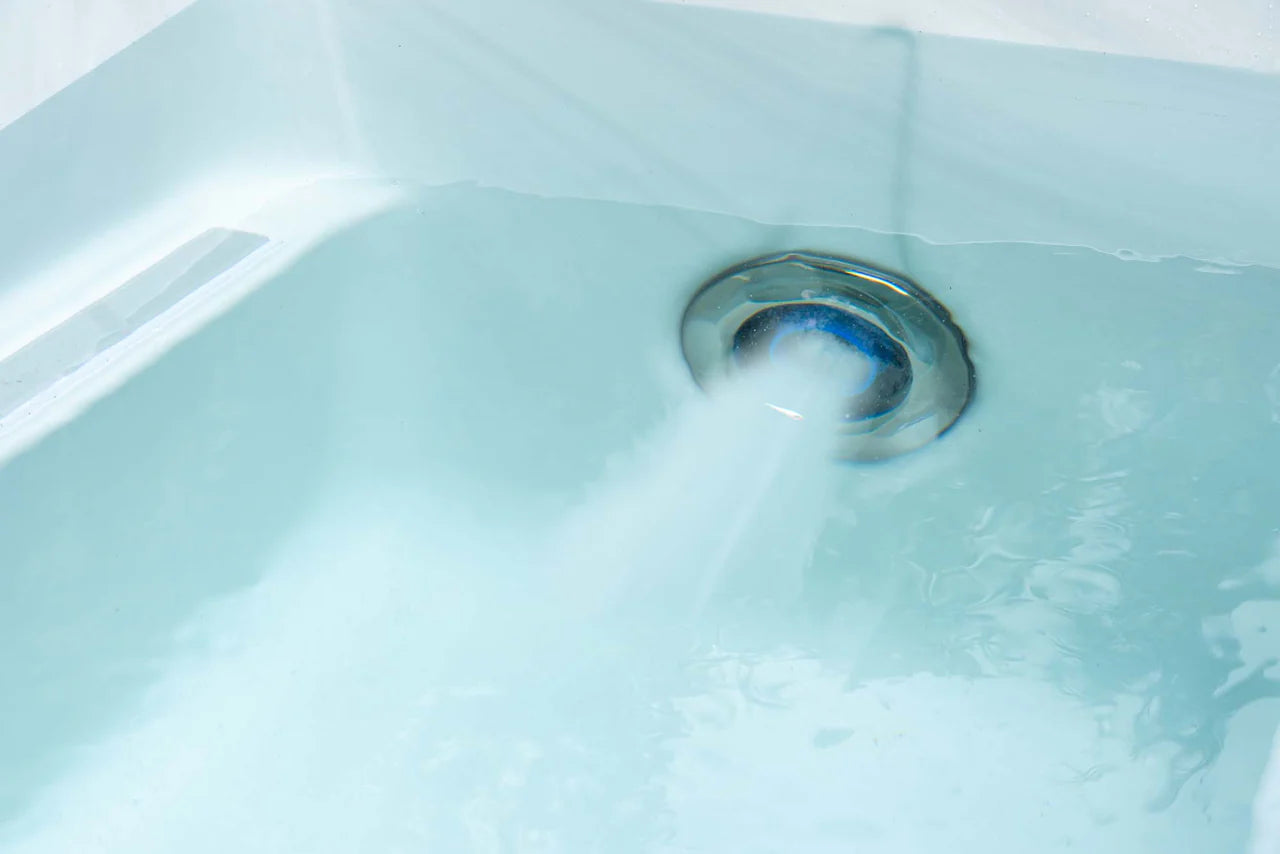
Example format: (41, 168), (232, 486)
(672, 0), (1280, 72)
(2, 0), (1279, 360)
(6, 0), (1272, 133)
(0, 0), (195, 130)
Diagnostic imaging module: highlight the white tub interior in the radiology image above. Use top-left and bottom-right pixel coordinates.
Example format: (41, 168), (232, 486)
(2, 1), (1280, 851)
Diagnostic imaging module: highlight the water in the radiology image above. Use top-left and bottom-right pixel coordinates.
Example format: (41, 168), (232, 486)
(2, 184), (1280, 851)
(1, 352), (848, 853)
(545, 356), (850, 624)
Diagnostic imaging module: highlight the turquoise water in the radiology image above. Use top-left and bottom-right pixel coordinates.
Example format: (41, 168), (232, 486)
(2, 184), (1280, 851)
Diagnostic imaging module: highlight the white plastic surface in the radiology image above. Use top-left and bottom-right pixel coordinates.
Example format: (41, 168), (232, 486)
(2, 0), (1278, 369)
(0, 0), (193, 130)
(668, 0), (1280, 72)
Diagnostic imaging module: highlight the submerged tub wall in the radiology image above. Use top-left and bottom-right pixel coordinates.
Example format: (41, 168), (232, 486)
(2, 0), (1279, 362)
(0, 243), (345, 818)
